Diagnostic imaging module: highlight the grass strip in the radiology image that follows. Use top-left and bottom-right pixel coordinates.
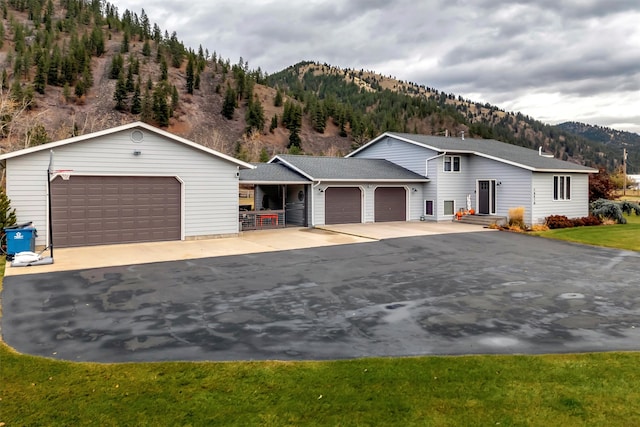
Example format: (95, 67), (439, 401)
(2, 344), (640, 426)
(536, 214), (640, 251)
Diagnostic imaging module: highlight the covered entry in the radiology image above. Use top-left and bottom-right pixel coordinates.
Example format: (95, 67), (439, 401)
(374, 187), (406, 222)
(325, 187), (362, 224)
(51, 175), (181, 247)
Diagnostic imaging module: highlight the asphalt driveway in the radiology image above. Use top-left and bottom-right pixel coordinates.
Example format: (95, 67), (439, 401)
(2, 231), (640, 362)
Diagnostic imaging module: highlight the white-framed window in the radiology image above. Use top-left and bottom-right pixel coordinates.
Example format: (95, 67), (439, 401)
(444, 155), (461, 172)
(444, 200), (455, 215)
(425, 200), (434, 216)
(553, 175), (571, 200)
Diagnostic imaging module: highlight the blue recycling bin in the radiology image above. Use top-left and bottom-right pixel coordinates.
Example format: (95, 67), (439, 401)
(4, 223), (37, 258)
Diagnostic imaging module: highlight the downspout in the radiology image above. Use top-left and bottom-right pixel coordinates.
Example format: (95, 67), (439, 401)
(311, 180), (322, 226)
(424, 152), (447, 177)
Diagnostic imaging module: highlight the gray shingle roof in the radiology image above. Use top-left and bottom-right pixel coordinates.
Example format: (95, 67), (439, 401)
(382, 132), (598, 173)
(239, 163), (311, 183)
(273, 155), (428, 181)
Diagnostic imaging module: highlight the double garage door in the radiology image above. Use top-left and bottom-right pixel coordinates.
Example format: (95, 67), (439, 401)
(51, 176), (181, 248)
(324, 186), (406, 225)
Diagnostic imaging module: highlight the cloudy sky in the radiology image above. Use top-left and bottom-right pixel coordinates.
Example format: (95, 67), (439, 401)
(111, 0), (640, 134)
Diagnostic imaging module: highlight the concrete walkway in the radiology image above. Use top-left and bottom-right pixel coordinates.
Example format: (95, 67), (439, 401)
(5, 222), (488, 275)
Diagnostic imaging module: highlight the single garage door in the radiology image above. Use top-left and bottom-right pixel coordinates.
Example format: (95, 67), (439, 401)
(51, 176), (181, 248)
(324, 187), (362, 224)
(374, 187), (406, 222)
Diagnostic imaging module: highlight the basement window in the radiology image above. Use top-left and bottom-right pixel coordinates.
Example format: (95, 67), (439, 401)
(425, 200), (434, 216)
(444, 200), (455, 215)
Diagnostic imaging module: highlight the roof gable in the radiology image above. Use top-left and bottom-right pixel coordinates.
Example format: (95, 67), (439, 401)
(0, 121), (254, 169)
(349, 132), (598, 173)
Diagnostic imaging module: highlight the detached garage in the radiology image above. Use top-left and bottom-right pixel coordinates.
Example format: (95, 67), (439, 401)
(0, 122), (253, 248)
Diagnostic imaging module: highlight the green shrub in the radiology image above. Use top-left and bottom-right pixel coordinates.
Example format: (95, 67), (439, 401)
(590, 199), (640, 224)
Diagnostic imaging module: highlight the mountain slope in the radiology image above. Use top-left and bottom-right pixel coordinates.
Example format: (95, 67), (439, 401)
(0, 1), (631, 171)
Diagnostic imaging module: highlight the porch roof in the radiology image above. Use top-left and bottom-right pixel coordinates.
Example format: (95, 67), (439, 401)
(239, 163), (312, 184)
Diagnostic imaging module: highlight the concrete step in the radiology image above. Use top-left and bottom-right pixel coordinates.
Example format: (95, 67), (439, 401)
(455, 215), (507, 227)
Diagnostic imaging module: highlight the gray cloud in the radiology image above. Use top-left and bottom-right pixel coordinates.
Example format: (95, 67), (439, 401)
(110, 0), (640, 133)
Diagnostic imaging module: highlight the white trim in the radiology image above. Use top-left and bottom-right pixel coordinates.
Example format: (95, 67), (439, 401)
(0, 121), (255, 170)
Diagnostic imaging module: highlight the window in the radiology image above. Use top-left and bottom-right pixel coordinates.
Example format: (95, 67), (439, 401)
(553, 175), (571, 200)
(444, 200), (455, 215)
(425, 200), (434, 216)
(444, 156), (461, 172)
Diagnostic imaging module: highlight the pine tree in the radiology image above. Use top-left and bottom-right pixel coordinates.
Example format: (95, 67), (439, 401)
(221, 86), (236, 120)
(274, 89), (283, 107)
(141, 87), (153, 123)
(259, 148), (269, 162)
(34, 56), (47, 94)
(0, 189), (17, 248)
(130, 81), (142, 114)
(113, 73), (128, 111)
(245, 96), (265, 134)
(186, 56), (194, 94)
(153, 83), (170, 126)
(126, 65), (134, 92)
(269, 114), (278, 133)
(142, 39), (151, 57)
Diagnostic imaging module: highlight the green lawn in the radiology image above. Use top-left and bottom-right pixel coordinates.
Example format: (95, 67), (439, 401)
(537, 213), (640, 251)
(2, 343), (640, 426)
(3, 226), (640, 425)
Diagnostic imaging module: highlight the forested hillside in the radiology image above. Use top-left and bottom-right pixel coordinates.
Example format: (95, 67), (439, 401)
(557, 122), (640, 173)
(0, 0), (633, 171)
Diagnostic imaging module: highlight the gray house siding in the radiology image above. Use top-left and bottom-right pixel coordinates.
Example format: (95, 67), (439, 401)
(468, 156), (533, 223)
(4, 128), (241, 247)
(351, 136), (430, 176)
(531, 173), (590, 224)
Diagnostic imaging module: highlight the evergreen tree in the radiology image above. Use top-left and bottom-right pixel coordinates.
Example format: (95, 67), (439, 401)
(269, 114), (278, 133)
(160, 57), (168, 81)
(131, 80), (142, 114)
(153, 83), (170, 126)
(274, 89), (283, 107)
(113, 73), (128, 111)
(121, 29), (130, 53)
(126, 65), (134, 92)
(245, 96), (265, 134)
(171, 85), (179, 110)
(142, 39), (151, 57)
(91, 26), (105, 56)
(110, 54), (123, 79)
(259, 148), (269, 162)
(221, 86), (236, 120)
(141, 87), (153, 123)
(186, 56), (194, 94)
(34, 56), (47, 94)
(0, 189), (17, 249)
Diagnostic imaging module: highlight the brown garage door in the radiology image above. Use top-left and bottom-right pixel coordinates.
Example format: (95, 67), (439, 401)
(51, 176), (181, 248)
(325, 187), (362, 224)
(374, 187), (406, 222)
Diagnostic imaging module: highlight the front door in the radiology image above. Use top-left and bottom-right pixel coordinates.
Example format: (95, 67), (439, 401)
(477, 180), (496, 215)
